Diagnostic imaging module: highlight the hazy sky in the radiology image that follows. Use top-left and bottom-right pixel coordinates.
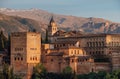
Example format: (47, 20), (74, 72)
(0, 0), (120, 22)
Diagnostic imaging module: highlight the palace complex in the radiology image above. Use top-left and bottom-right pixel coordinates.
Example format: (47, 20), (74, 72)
(8, 17), (120, 79)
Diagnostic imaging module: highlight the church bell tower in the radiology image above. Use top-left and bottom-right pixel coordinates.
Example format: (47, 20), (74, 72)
(48, 16), (58, 42)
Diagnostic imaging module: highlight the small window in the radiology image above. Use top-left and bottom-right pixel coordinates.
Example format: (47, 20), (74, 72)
(74, 50), (76, 54)
(90, 52), (91, 54)
(71, 50), (73, 54)
(30, 57), (32, 60)
(51, 59), (53, 62)
(71, 59), (74, 62)
(15, 57), (16, 61)
(21, 57), (23, 61)
(78, 50), (79, 54)
(18, 57), (19, 60)
(35, 57), (37, 60)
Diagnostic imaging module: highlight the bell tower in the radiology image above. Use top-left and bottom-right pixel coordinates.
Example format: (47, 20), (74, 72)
(48, 16), (57, 36)
(48, 16), (58, 42)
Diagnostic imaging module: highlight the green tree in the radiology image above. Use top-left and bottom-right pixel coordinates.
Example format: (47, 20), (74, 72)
(2, 64), (9, 79)
(0, 31), (7, 51)
(0, 31), (4, 50)
(0, 70), (4, 79)
(73, 71), (77, 79)
(9, 68), (15, 79)
(45, 29), (48, 43)
(97, 71), (106, 79)
(87, 72), (98, 79)
(105, 73), (111, 79)
(62, 66), (73, 79)
(110, 69), (120, 79)
(31, 63), (47, 79)
(1, 64), (21, 79)
(63, 66), (72, 74)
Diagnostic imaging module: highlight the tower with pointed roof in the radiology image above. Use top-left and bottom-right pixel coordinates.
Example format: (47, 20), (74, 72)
(48, 16), (58, 42)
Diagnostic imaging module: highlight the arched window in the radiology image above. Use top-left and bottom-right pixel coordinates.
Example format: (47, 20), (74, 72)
(90, 52), (91, 55)
(96, 42), (98, 47)
(102, 41), (104, 46)
(35, 57), (37, 60)
(71, 59), (74, 63)
(18, 57), (19, 60)
(51, 59), (53, 62)
(78, 50), (79, 54)
(90, 42), (92, 47)
(87, 42), (89, 47)
(14, 57), (16, 61)
(71, 50), (73, 54)
(74, 50), (76, 54)
(21, 57), (23, 61)
(91, 68), (94, 72)
(99, 42), (101, 47)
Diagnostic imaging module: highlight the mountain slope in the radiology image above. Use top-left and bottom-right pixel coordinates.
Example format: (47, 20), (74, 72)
(0, 8), (120, 35)
(0, 13), (45, 37)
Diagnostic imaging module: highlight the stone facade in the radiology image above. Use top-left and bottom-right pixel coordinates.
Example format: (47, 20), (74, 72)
(9, 18), (120, 79)
(11, 32), (41, 79)
(45, 18), (120, 74)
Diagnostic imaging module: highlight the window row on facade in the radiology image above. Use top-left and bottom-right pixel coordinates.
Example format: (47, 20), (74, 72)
(30, 57), (38, 61)
(107, 42), (120, 46)
(15, 48), (23, 51)
(71, 59), (88, 63)
(71, 50), (84, 55)
(87, 42), (104, 47)
(88, 37), (105, 41)
(112, 37), (120, 41)
(14, 57), (23, 61)
(54, 44), (75, 48)
(30, 48), (37, 50)
(52, 28), (57, 31)
(89, 51), (104, 55)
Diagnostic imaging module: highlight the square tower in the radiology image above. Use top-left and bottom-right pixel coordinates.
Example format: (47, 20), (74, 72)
(11, 32), (41, 79)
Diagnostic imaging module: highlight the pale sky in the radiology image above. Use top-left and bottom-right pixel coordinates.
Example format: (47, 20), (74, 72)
(0, 0), (120, 22)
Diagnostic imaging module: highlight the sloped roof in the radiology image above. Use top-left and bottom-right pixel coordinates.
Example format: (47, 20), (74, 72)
(47, 52), (65, 56)
(53, 30), (66, 36)
(53, 30), (82, 37)
(53, 40), (78, 44)
(70, 55), (91, 59)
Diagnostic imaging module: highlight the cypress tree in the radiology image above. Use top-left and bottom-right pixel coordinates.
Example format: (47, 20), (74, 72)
(45, 29), (48, 43)
(0, 31), (5, 51)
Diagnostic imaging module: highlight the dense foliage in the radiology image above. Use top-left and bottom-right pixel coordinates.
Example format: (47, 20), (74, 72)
(31, 63), (120, 79)
(0, 31), (8, 51)
(0, 64), (22, 79)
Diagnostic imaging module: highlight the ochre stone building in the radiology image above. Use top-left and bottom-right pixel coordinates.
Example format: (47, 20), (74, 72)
(11, 32), (41, 79)
(44, 17), (120, 74)
(10, 17), (120, 79)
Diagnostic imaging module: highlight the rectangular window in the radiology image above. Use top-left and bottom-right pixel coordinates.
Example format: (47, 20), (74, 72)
(15, 48), (23, 51)
(30, 48), (37, 50)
